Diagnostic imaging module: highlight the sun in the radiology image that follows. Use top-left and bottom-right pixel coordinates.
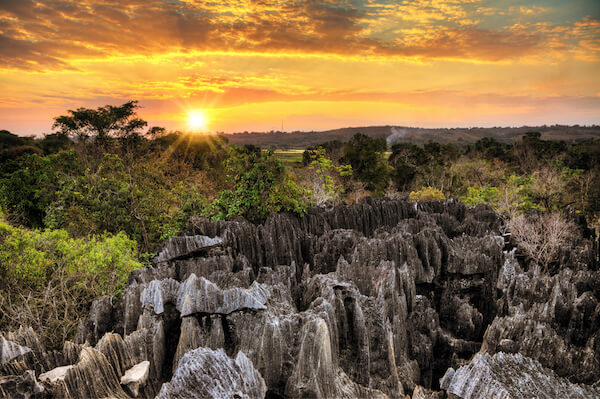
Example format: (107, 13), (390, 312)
(187, 110), (209, 131)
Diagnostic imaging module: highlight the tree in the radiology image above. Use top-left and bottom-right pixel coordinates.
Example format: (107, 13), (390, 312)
(342, 133), (388, 192)
(0, 151), (80, 227)
(508, 212), (578, 274)
(388, 142), (429, 190)
(52, 101), (148, 145)
(472, 137), (512, 161)
(208, 146), (310, 223)
(38, 133), (73, 155)
(0, 130), (29, 150)
(307, 147), (352, 205)
(44, 151), (199, 251)
(302, 140), (344, 166)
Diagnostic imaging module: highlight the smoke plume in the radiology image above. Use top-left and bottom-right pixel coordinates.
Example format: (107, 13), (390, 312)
(387, 127), (406, 147)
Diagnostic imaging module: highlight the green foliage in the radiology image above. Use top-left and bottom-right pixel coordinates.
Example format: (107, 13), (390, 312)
(0, 221), (51, 287)
(306, 147), (352, 205)
(158, 185), (208, 241)
(409, 187), (445, 202)
(302, 140), (345, 166)
(388, 141), (460, 193)
(38, 133), (73, 155)
(342, 133), (388, 192)
(462, 185), (500, 207)
(0, 218), (142, 294)
(208, 146), (310, 223)
(44, 152), (199, 251)
(0, 151), (80, 227)
(564, 139), (600, 170)
(0, 217), (143, 347)
(471, 137), (512, 161)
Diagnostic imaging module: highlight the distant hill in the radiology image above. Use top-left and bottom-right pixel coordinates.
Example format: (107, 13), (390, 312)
(222, 125), (600, 149)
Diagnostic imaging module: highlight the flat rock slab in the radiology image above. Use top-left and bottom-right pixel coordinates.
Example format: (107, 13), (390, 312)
(141, 274), (270, 316)
(154, 235), (223, 263)
(39, 365), (74, 384)
(120, 360), (150, 397)
(177, 274), (270, 316)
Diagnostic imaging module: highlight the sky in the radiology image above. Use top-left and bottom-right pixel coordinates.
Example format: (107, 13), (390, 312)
(1, 0), (599, 135)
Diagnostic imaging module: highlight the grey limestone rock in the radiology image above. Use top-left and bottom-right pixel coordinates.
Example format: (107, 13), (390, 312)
(154, 235), (223, 263)
(440, 352), (600, 399)
(156, 348), (266, 399)
(0, 335), (31, 365)
(483, 250), (600, 383)
(176, 274), (270, 316)
(285, 316), (386, 399)
(140, 278), (180, 315)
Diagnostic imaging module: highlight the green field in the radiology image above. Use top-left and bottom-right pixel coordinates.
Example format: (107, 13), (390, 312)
(272, 149), (305, 164)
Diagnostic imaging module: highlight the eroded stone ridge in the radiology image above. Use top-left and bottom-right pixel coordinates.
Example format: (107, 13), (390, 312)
(154, 235), (223, 263)
(140, 274), (270, 316)
(440, 352), (600, 399)
(156, 348), (266, 399)
(0, 335), (31, 365)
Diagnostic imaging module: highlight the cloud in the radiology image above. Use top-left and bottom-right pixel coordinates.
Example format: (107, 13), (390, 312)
(3, 0), (593, 70)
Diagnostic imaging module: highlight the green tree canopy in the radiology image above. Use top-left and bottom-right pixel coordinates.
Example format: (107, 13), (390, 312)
(208, 145), (310, 223)
(342, 133), (388, 192)
(52, 100), (148, 143)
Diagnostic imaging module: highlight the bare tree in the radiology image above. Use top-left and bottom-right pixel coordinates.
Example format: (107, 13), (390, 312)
(508, 212), (578, 273)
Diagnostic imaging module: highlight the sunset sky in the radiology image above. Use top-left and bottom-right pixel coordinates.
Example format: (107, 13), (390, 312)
(1, 0), (599, 135)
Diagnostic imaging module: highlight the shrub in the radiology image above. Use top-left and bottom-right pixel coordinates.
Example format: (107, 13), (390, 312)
(0, 218), (143, 348)
(463, 185), (500, 207)
(409, 187), (445, 202)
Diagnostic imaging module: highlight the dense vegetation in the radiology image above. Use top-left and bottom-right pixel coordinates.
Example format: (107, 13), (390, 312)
(0, 220), (142, 349)
(302, 132), (600, 224)
(1, 100), (598, 347)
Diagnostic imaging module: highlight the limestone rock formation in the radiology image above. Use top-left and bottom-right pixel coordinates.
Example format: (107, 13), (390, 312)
(0, 370), (43, 398)
(156, 348), (266, 399)
(0, 198), (597, 398)
(154, 235), (223, 263)
(440, 352), (600, 399)
(0, 335), (31, 365)
(482, 250), (600, 383)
